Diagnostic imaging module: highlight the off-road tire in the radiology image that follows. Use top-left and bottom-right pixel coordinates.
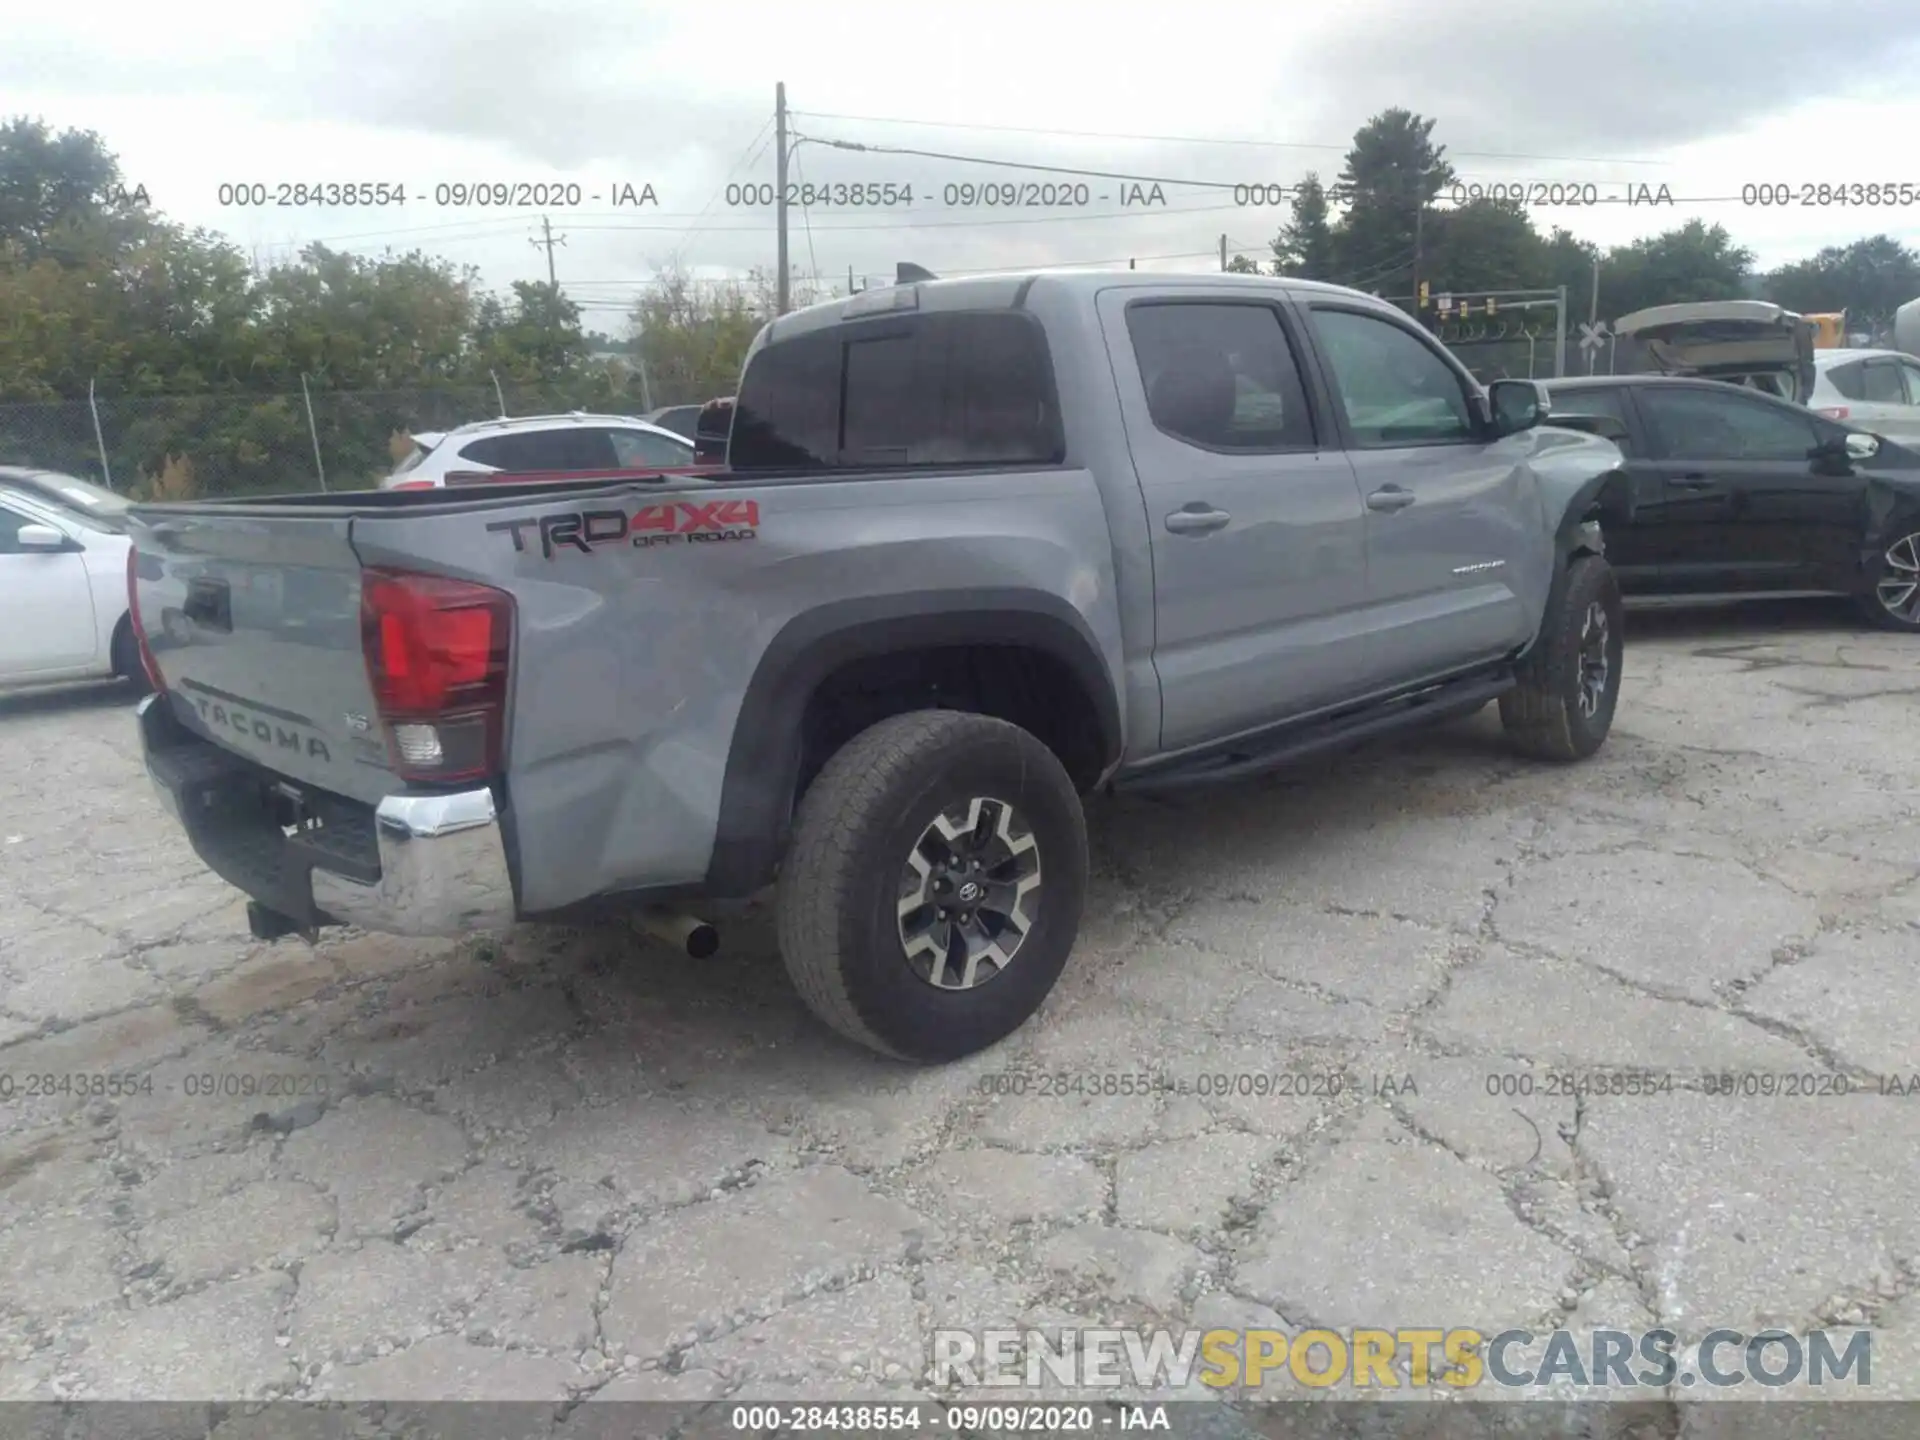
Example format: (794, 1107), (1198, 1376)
(1500, 555), (1623, 762)
(775, 710), (1088, 1063)
(111, 617), (153, 697)
(1854, 521), (1920, 633)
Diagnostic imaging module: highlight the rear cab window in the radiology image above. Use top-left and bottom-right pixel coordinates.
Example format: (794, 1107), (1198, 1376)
(730, 310), (1064, 470)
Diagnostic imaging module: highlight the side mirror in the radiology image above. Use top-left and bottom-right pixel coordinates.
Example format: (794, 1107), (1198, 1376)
(1844, 432), (1880, 463)
(1488, 379), (1550, 436)
(14, 523), (70, 551)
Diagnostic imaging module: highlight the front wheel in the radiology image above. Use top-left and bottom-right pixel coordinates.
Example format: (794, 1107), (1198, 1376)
(1856, 527), (1920, 632)
(775, 710), (1088, 1063)
(1500, 555), (1624, 762)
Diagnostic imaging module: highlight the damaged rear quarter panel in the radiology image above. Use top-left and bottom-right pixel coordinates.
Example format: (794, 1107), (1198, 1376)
(349, 470), (1122, 915)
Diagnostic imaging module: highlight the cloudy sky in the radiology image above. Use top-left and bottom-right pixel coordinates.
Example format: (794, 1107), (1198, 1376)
(9, 0), (1920, 334)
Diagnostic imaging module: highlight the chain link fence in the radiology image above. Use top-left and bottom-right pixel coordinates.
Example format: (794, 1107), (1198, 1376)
(0, 371), (711, 500)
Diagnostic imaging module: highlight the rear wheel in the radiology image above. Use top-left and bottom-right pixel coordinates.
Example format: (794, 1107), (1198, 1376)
(775, 710), (1088, 1063)
(1856, 526), (1920, 632)
(1500, 555), (1623, 762)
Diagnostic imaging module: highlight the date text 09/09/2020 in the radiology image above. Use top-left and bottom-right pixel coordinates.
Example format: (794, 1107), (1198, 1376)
(213, 182), (662, 208)
(1434, 180), (1919, 208)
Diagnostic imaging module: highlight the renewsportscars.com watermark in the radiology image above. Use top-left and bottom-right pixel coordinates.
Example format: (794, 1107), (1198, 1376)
(932, 1327), (1873, 1391)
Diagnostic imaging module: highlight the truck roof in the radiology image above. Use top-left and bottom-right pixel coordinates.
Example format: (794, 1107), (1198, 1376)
(759, 268), (1401, 345)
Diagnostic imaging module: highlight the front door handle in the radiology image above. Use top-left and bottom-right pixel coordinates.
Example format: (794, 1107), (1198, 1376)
(1667, 474), (1715, 490)
(1165, 505), (1232, 535)
(1365, 485), (1417, 513)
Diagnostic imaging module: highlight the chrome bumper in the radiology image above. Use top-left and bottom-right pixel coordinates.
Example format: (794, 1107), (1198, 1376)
(309, 789), (517, 937)
(137, 693), (516, 938)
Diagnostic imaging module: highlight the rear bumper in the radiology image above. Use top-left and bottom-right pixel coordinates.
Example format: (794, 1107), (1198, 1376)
(136, 694), (516, 938)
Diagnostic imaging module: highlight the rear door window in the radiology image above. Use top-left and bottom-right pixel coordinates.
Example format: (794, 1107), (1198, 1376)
(607, 428), (694, 467)
(459, 429), (618, 471)
(1861, 361), (1905, 404)
(1823, 361), (1867, 402)
(731, 311), (1063, 469)
(1551, 387), (1632, 425)
(1548, 386), (1638, 451)
(1637, 386), (1820, 462)
(1124, 301), (1315, 451)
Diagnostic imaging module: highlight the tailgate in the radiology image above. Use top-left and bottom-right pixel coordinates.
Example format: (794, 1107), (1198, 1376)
(130, 511), (395, 805)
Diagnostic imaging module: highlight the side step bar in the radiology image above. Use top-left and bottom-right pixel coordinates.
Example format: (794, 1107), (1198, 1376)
(1116, 670), (1516, 794)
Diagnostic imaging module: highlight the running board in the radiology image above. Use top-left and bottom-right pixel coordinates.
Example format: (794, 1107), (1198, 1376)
(1115, 671), (1516, 794)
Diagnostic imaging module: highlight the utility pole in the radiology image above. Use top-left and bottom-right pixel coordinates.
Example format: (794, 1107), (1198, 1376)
(1219, 235), (1227, 272)
(1411, 206), (1424, 323)
(1554, 285), (1568, 378)
(531, 215), (566, 292)
(775, 83), (790, 315)
(1589, 257), (1601, 327)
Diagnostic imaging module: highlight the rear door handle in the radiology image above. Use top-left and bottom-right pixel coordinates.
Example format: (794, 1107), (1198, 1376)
(1365, 485), (1417, 513)
(1165, 506), (1231, 535)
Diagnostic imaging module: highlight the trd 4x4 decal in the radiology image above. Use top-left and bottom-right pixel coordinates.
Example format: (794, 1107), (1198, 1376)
(488, 499), (760, 558)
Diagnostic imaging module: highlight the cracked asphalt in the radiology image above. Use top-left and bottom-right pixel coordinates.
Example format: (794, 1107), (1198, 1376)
(2, 599), (1918, 1429)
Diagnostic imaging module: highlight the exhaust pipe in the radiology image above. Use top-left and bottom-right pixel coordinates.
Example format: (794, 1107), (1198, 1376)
(638, 906), (719, 959)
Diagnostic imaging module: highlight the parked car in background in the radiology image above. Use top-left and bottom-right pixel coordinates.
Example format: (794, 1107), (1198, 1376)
(642, 404), (703, 440)
(384, 412), (697, 489)
(0, 467), (148, 691)
(1543, 374), (1920, 631)
(693, 395), (734, 464)
(1807, 349), (1920, 442)
(1612, 300), (1816, 403)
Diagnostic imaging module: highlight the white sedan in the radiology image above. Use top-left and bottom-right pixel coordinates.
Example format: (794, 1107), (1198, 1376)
(0, 468), (148, 692)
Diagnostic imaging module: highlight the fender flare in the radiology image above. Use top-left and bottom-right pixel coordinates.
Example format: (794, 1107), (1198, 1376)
(1517, 467), (1614, 664)
(704, 589), (1124, 896)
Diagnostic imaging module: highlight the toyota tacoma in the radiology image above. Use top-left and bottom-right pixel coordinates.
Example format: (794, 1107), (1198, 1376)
(129, 269), (1628, 1063)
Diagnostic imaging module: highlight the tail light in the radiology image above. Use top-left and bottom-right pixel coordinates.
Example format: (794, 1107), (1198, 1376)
(359, 569), (513, 784)
(1817, 406), (1850, 420)
(390, 479), (439, 491)
(125, 547), (165, 691)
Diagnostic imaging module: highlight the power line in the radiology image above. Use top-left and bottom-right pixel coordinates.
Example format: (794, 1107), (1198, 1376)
(794, 132), (1255, 194)
(666, 117), (776, 266)
(566, 202), (1250, 233)
(791, 133), (1760, 210)
(787, 110), (1673, 167)
(791, 145), (821, 290)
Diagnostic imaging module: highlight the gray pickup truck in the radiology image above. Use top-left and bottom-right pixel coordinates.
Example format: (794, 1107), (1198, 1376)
(128, 269), (1628, 1063)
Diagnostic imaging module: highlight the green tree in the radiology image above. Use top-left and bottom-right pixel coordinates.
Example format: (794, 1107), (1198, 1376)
(1426, 197), (1543, 296)
(0, 116), (154, 267)
(1330, 109), (1456, 291)
(1766, 235), (1920, 325)
(1537, 226), (1603, 315)
(628, 266), (766, 404)
(250, 244), (480, 391)
(1597, 220), (1754, 321)
(626, 264), (832, 404)
(1271, 172), (1336, 280)
(473, 279), (591, 388)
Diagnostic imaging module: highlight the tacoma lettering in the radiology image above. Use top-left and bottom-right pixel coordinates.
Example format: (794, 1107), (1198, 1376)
(192, 697), (330, 762)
